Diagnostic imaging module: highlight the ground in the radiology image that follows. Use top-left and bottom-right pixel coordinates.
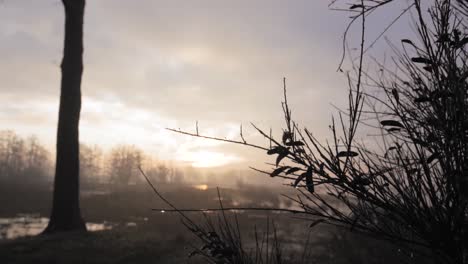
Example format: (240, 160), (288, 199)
(0, 181), (420, 264)
(0, 227), (192, 264)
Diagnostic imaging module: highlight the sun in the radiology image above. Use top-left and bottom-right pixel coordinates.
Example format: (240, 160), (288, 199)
(193, 184), (208, 191)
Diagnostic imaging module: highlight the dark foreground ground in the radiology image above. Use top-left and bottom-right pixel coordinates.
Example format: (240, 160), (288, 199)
(0, 181), (419, 263)
(0, 227), (189, 264)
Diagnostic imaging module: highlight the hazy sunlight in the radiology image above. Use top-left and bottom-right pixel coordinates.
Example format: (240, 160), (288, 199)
(182, 150), (242, 168)
(193, 184), (208, 191)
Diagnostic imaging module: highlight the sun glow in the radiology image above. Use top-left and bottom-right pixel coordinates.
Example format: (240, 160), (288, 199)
(78, 97), (246, 168)
(181, 150), (242, 168)
(193, 184), (209, 191)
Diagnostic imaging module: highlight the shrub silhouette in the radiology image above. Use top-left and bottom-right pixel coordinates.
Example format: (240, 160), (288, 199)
(168, 1), (468, 263)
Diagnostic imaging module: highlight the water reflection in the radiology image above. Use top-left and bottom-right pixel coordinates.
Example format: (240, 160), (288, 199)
(0, 214), (114, 240)
(193, 184), (208, 191)
(126, 222), (137, 227)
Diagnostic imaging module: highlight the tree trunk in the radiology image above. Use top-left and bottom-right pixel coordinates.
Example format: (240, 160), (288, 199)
(43, 0), (86, 233)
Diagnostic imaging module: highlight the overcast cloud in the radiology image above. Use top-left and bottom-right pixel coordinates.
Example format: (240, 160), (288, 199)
(0, 0), (414, 167)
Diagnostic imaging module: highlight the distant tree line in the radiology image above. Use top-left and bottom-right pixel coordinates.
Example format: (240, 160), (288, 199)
(0, 131), (51, 183)
(0, 130), (185, 186)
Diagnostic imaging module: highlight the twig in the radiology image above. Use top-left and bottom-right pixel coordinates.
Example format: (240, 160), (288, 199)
(166, 127), (268, 151)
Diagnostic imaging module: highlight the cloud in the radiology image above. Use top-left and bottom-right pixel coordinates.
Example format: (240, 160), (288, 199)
(0, 0), (395, 167)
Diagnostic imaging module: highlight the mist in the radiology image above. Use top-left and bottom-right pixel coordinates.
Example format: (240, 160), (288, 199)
(1, 0), (467, 263)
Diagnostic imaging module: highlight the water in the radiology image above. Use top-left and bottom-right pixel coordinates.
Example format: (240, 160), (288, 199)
(193, 184), (208, 191)
(0, 214), (114, 240)
(81, 190), (110, 197)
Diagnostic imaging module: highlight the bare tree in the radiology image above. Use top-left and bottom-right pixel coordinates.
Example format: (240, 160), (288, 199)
(0, 131), (25, 179)
(80, 143), (103, 185)
(24, 136), (51, 180)
(145, 161), (171, 183)
(44, 0), (86, 233)
(108, 145), (144, 185)
(0, 131), (51, 182)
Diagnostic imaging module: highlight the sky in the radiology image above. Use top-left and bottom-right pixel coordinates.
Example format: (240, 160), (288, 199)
(0, 0), (414, 168)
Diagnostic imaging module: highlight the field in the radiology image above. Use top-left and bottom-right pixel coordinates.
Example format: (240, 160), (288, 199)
(0, 181), (413, 263)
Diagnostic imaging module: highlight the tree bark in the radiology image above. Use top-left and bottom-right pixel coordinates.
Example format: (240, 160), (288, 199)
(43, 0), (86, 233)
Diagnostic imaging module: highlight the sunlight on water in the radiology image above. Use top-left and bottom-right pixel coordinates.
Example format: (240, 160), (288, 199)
(193, 184), (208, 191)
(126, 222), (137, 227)
(0, 214), (114, 240)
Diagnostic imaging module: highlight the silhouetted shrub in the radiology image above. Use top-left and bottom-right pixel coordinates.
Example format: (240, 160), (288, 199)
(171, 1), (468, 263)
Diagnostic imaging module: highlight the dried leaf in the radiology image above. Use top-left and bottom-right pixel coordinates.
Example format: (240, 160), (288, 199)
(431, 90), (454, 99)
(460, 71), (468, 81)
(305, 166), (314, 193)
(423, 65), (433, 72)
(295, 148), (306, 154)
(411, 57), (432, 64)
(386, 127), (401, 133)
(350, 4), (364, 9)
(319, 163), (325, 174)
(353, 176), (371, 186)
(392, 88), (399, 103)
(381, 120), (404, 128)
(436, 33), (450, 43)
(309, 219), (326, 228)
(427, 152), (439, 164)
(282, 131), (293, 144)
(337, 151), (359, 158)
(413, 138), (428, 147)
(267, 146), (280, 155)
(457, 37), (468, 48)
(270, 166), (288, 177)
(415, 96), (431, 103)
(286, 141), (305, 147)
(286, 167), (302, 175)
(293, 173), (306, 188)
(401, 39), (414, 45)
(276, 150), (289, 166)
